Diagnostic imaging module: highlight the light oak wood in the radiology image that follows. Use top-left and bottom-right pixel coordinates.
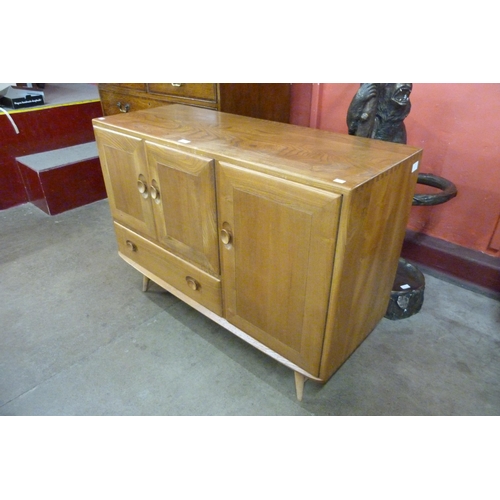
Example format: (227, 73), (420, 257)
(145, 142), (219, 274)
(93, 104), (422, 399)
(121, 252), (323, 384)
(95, 124), (220, 277)
(294, 372), (307, 402)
(320, 159), (420, 380)
(217, 161), (341, 375)
(94, 127), (157, 240)
(114, 222), (222, 315)
(95, 105), (419, 194)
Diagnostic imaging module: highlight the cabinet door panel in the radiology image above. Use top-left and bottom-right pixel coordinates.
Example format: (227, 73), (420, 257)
(145, 142), (220, 275)
(94, 127), (156, 239)
(218, 162), (342, 375)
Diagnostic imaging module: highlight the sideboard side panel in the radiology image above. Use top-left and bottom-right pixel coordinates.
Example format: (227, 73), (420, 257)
(320, 153), (422, 380)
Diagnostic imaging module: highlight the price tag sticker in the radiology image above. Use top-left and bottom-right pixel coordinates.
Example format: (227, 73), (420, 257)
(333, 178), (346, 184)
(412, 161), (419, 173)
(400, 284), (411, 290)
(178, 139), (191, 144)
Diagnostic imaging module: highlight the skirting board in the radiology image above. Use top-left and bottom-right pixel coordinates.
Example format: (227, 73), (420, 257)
(401, 229), (500, 300)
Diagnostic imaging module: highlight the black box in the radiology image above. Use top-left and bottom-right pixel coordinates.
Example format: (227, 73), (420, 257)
(0, 86), (45, 109)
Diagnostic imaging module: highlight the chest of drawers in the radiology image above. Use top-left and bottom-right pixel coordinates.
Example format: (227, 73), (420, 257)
(98, 83), (291, 123)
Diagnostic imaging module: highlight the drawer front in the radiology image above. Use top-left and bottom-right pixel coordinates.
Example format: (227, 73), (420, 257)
(99, 89), (171, 116)
(147, 83), (217, 102)
(109, 83), (147, 91)
(114, 222), (222, 315)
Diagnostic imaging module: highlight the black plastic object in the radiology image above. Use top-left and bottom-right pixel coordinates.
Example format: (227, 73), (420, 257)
(385, 258), (425, 320)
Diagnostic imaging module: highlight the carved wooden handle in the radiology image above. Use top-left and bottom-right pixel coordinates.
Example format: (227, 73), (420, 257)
(137, 179), (147, 194)
(126, 240), (137, 252)
(220, 228), (232, 245)
(186, 276), (200, 291)
(150, 179), (160, 203)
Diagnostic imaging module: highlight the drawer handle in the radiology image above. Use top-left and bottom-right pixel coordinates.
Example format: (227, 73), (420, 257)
(126, 240), (137, 252)
(220, 228), (232, 246)
(116, 101), (130, 113)
(186, 276), (200, 291)
(171, 83), (183, 87)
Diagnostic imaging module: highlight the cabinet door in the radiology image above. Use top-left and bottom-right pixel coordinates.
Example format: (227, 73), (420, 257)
(94, 127), (156, 239)
(217, 162), (342, 375)
(145, 142), (220, 275)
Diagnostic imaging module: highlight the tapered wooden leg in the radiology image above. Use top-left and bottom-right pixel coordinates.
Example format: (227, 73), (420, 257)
(294, 371), (307, 401)
(142, 275), (150, 292)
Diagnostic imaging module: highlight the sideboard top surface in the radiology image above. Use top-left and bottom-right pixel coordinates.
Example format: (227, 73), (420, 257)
(93, 104), (422, 192)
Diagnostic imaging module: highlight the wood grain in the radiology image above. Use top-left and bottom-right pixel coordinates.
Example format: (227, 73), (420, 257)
(95, 104), (421, 194)
(217, 161), (341, 375)
(94, 126), (157, 240)
(320, 158), (420, 380)
(114, 222), (222, 315)
(93, 104), (422, 395)
(98, 84), (290, 122)
(145, 142), (220, 275)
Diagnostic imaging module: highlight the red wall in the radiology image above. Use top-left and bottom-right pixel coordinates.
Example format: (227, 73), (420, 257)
(0, 101), (103, 210)
(290, 83), (500, 257)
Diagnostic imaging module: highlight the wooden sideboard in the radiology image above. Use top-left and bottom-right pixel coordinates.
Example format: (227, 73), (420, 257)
(98, 83), (291, 123)
(93, 104), (422, 400)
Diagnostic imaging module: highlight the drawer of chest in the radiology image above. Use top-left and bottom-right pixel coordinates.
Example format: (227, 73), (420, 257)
(99, 89), (170, 116)
(114, 222), (222, 315)
(147, 83), (217, 101)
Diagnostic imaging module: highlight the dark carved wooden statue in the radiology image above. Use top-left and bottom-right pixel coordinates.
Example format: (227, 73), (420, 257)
(346, 83), (456, 320)
(347, 83), (413, 144)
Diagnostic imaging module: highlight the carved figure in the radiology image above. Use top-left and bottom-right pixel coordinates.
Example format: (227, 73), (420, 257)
(345, 83), (457, 320)
(347, 83), (412, 144)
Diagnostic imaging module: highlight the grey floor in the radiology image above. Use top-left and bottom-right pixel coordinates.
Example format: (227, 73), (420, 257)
(1, 199), (499, 416)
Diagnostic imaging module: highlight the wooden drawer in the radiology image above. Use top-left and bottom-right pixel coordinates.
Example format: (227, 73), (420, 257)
(99, 89), (170, 116)
(111, 83), (147, 91)
(114, 222), (222, 315)
(147, 83), (217, 101)
(98, 83), (290, 120)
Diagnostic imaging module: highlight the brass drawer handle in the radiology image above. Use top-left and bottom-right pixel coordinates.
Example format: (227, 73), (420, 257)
(117, 101), (130, 113)
(186, 276), (200, 291)
(126, 240), (137, 252)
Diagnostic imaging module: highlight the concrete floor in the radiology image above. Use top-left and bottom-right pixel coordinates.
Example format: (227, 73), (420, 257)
(1, 199), (499, 416)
